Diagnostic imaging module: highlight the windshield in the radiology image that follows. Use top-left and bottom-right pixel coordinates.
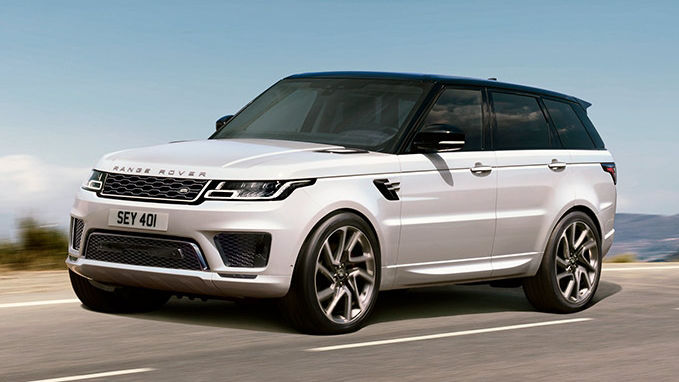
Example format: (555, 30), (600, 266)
(211, 78), (431, 152)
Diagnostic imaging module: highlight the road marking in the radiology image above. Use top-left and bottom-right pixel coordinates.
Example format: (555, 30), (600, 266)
(0, 299), (79, 309)
(604, 266), (679, 271)
(26, 368), (154, 382)
(307, 317), (593, 352)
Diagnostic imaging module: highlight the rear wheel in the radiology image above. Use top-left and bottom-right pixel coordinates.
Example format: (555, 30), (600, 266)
(523, 212), (601, 313)
(282, 212), (380, 334)
(69, 270), (171, 313)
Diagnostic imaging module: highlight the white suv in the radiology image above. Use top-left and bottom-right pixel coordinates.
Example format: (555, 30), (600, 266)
(67, 72), (616, 334)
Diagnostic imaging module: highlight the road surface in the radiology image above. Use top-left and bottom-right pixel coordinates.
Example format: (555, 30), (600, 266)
(1, 263), (678, 381)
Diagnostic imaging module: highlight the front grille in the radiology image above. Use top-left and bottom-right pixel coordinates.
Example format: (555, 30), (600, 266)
(214, 232), (271, 268)
(101, 173), (209, 202)
(84, 232), (208, 270)
(71, 217), (84, 250)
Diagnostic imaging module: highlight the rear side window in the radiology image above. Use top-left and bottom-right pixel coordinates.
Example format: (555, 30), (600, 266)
(544, 99), (595, 149)
(491, 92), (551, 150)
(572, 103), (606, 149)
(422, 88), (483, 151)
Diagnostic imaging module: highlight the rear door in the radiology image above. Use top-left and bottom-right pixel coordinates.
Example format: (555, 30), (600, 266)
(543, 98), (616, 248)
(490, 91), (574, 277)
(395, 86), (497, 285)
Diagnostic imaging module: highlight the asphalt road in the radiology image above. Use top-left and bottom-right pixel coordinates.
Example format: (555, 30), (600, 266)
(1, 263), (679, 381)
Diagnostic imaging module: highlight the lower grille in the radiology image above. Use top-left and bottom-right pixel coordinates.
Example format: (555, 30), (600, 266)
(84, 232), (208, 271)
(214, 232), (271, 268)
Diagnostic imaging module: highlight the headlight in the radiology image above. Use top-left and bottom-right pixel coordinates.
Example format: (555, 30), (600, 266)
(82, 170), (106, 191)
(204, 179), (315, 201)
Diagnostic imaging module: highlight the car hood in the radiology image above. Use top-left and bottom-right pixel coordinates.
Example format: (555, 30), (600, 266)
(95, 139), (399, 180)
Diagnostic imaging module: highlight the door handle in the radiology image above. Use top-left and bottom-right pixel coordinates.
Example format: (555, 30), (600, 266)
(470, 163), (492, 174)
(548, 160), (567, 170)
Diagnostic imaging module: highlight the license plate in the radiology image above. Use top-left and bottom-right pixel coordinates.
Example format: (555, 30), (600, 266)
(108, 209), (169, 231)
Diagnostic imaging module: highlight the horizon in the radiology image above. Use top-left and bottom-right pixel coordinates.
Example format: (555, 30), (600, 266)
(1, 0), (678, 238)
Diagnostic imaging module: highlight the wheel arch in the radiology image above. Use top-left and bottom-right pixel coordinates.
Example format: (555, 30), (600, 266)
(290, 207), (383, 285)
(560, 205), (602, 240)
(529, 203), (603, 277)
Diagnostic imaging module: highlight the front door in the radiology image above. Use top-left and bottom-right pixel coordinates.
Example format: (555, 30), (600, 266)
(395, 87), (497, 286)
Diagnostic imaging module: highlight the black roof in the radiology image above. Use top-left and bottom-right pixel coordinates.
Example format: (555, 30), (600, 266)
(286, 71), (591, 109)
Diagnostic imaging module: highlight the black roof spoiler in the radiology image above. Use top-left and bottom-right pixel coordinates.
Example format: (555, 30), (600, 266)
(576, 98), (592, 110)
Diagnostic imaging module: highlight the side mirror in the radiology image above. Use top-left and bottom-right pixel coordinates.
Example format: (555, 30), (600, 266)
(412, 124), (465, 152)
(216, 115), (234, 131)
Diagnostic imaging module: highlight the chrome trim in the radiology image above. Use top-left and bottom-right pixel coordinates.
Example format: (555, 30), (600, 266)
(385, 252), (539, 269)
(385, 182), (400, 192)
(83, 180), (103, 191)
(85, 231), (209, 271)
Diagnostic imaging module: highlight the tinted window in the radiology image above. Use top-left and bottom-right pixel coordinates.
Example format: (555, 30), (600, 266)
(422, 88), (483, 151)
(572, 104), (605, 149)
(544, 99), (595, 149)
(212, 78), (429, 152)
(492, 92), (551, 150)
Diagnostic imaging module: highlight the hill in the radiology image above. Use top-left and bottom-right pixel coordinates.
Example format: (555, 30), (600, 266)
(608, 213), (679, 261)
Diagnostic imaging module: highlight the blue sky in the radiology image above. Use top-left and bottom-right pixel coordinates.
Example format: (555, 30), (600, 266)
(0, 0), (678, 236)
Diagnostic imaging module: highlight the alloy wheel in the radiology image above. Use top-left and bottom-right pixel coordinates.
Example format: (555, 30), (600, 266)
(555, 221), (599, 303)
(314, 226), (376, 324)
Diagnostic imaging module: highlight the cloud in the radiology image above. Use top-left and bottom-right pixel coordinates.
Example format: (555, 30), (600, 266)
(0, 155), (89, 238)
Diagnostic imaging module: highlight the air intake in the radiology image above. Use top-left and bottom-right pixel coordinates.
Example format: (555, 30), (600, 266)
(214, 232), (271, 268)
(71, 217), (84, 250)
(84, 232), (208, 270)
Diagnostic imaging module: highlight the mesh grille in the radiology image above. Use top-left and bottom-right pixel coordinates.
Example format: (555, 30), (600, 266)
(101, 173), (209, 202)
(214, 233), (271, 268)
(71, 218), (84, 250)
(84, 232), (207, 270)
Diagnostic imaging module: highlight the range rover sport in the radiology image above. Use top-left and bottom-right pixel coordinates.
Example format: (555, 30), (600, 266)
(67, 72), (616, 334)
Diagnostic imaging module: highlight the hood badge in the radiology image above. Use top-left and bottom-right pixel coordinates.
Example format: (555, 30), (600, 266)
(111, 165), (207, 178)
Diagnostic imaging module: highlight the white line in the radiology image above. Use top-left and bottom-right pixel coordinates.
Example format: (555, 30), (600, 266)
(604, 266), (679, 271)
(26, 368), (154, 382)
(0, 299), (80, 309)
(307, 318), (592, 352)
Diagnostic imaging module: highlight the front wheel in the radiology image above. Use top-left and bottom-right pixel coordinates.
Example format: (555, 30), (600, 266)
(523, 212), (602, 313)
(281, 212), (381, 334)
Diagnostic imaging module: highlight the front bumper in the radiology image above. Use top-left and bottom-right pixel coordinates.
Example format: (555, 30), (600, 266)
(67, 187), (321, 298)
(66, 258), (290, 298)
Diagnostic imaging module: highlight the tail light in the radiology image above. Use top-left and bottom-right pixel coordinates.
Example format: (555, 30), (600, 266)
(601, 163), (616, 185)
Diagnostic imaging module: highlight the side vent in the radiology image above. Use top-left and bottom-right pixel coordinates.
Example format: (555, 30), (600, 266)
(373, 179), (400, 201)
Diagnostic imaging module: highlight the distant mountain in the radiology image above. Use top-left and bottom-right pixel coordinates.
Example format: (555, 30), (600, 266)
(608, 213), (679, 261)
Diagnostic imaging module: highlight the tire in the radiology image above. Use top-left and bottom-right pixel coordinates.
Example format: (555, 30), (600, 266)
(69, 270), (171, 313)
(281, 212), (381, 334)
(523, 211), (602, 313)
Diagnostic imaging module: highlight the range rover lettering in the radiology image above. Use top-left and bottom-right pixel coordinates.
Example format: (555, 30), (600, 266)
(67, 72), (616, 334)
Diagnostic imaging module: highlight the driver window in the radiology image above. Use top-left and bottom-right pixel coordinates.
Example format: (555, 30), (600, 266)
(422, 88), (483, 151)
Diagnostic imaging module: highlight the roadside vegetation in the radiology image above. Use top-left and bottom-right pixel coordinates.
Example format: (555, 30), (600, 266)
(604, 253), (638, 263)
(604, 252), (679, 263)
(0, 218), (67, 271)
